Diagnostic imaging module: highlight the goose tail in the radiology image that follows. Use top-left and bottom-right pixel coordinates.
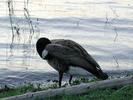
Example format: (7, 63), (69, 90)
(90, 66), (108, 80)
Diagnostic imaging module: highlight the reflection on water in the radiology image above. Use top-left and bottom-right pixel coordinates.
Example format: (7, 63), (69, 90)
(0, 0), (133, 86)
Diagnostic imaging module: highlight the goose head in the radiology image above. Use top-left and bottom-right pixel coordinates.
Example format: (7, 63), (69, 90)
(36, 37), (51, 58)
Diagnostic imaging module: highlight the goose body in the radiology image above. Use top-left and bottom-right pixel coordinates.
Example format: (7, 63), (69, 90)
(36, 38), (108, 86)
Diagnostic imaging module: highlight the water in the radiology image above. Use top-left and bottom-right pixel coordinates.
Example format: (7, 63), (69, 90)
(0, 0), (133, 87)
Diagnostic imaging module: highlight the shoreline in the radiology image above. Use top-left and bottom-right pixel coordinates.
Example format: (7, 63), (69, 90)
(0, 76), (133, 100)
(0, 69), (133, 89)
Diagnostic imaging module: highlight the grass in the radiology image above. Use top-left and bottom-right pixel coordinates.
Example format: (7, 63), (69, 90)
(0, 83), (60, 99)
(0, 83), (41, 98)
(0, 77), (133, 100)
(35, 84), (133, 100)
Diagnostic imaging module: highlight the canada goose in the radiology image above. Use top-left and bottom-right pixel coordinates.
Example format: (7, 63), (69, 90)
(36, 37), (108, 86)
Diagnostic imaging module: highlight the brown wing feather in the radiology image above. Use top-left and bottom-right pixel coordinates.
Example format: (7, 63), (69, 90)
(47, 39), (108, 80)
(46, 44), (90, 68)
(51, 39), (101, 69)
(45, 39), (100, 71)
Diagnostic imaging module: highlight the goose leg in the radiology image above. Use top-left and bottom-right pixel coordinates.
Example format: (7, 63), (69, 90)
(59, 72), (63, 87)
(69, 75), (73, 84)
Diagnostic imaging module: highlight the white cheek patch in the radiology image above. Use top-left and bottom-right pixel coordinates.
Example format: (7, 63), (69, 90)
(42, 49), (48, 59)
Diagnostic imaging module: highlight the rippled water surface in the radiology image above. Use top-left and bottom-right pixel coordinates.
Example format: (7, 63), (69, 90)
(0, 0), (133, 86)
